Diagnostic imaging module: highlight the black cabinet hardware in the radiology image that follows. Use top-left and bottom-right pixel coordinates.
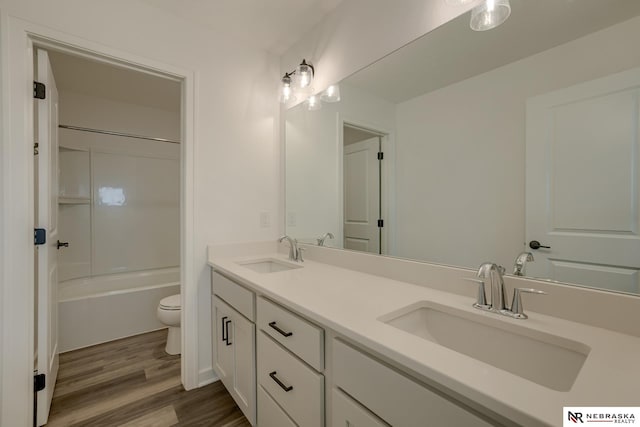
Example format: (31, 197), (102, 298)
(221, 316), (228, 343)
(56, 240), (69, 250)
(224, 319), (232, 346)
(268, 321), (293, 337)
(269, 371), (293, 392)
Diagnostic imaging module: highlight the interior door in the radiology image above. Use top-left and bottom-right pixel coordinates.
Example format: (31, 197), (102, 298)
(526, 67), (640, 293)
(35, 48), (60, 426)
(343, 137), (381, 254)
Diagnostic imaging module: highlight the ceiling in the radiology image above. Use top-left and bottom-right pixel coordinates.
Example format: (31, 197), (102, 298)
(136, 0), (344, 55)
(48, 51), (181, 112)
(345, 0), (640, 104)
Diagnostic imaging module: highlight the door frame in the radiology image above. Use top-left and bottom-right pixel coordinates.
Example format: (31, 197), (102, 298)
(337, 114), (395, 255)
(0, 15), (198, 425)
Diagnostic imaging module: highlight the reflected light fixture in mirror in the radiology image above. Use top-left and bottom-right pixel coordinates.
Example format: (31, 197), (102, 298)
(470, 0), (511, 31)
(320, 85), (341, 103)
(445, 0), (475, 5)
(306, 95), (322, 111)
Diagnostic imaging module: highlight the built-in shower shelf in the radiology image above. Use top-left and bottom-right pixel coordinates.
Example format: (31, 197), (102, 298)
(59, 196), (91, 205)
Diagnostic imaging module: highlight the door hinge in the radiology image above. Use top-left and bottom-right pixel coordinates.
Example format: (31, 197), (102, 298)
(34, 228), (46, 245)
(34, 373), (46, 392)
(377, 219), (384, 228)
(377, 152), (384, 160)
(34, 142), (39, 155)
(33, 81), (46, 99)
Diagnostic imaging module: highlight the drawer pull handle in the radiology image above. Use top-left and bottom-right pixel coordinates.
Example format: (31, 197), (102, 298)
(269, 371), (293, 392)
(268, 321), (293, 337)
(224, 319), (232, 346)
(221, 316), (228, 342)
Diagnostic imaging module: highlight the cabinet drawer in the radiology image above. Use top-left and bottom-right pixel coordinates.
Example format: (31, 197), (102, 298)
(332, 388), (388, 427)
(257, 332), (324, 427)
(333, 339), (493, 427)
(257, 297), (324, 370)
(211, 271), (255, 321)
(257, 385), (296, 427)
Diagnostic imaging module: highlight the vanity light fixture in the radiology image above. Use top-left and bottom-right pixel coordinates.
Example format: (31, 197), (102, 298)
(279, 59), (315, 104)
(279, 59), (342, 108)
(279, 72), (296, 103)
(470, 0), (511, 31)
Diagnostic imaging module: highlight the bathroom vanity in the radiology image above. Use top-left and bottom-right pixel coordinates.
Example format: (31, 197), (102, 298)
(209, 242), (640, 427)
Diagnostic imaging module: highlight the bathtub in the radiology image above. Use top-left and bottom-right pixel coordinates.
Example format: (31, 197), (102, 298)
(58, 267), (180, 352)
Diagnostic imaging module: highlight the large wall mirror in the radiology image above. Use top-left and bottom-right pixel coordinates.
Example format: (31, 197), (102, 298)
(285, 0), (640, 296)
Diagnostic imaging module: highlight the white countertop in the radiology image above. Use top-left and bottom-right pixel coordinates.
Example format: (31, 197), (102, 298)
(208, 249), (640, 426)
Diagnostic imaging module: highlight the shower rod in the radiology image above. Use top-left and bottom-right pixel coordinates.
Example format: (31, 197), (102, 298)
(58, 124), (180, 144)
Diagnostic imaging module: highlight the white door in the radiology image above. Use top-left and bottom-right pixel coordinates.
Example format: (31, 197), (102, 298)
(229, 312), (256, 425)
(35, 48), (60, 426)
(344, 137), (381, 254)
(212, 297), (233, 386)
(526, 68), (640, 294)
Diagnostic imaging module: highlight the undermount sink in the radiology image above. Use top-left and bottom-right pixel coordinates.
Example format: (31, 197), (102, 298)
(379, 302), (590, 391)
(237, 258), (302, 274)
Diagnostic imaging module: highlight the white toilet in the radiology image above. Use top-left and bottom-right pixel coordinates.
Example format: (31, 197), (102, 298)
(157, 294), (181, 355)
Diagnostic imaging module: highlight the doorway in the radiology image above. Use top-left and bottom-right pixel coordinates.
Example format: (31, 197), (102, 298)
(342, 123), (387, 255)
(33, 48), (182, 425)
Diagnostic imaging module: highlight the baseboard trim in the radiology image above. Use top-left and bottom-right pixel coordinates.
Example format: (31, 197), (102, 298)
(198, 366), (218, 387)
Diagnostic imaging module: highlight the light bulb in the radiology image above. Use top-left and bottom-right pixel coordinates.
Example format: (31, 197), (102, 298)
(306, 95), (322, 111)
(470, 0), (511, 31)
(279, 73), (295, 104)
(296, 59), (314, 89)
(320, 85), (341, 103)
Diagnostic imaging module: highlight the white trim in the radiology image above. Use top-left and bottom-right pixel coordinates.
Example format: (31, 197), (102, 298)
(0, 15), (199, 425)
(198, 367), (218, 387)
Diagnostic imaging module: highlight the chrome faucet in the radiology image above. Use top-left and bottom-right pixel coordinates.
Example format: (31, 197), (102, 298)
(477, 262), (507, 312)
(513, 252), (534, 276)
(466, 262), (546, 319)
(278, 235), (303, 262)
(317, 232), (334, 246)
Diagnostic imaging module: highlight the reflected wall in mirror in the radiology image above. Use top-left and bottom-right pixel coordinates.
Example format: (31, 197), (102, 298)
(285, 0), (640, 296)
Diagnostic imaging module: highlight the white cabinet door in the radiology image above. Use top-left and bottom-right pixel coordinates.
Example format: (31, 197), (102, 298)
(332, 388), (388, 427)
(212, 295), (256, 425)
(230, 310), (256, 425)
(212, 296), (234, 388)
(526, 68), (640, 293)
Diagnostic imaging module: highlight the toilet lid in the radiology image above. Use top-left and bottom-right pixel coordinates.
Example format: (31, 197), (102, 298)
(160, 294), (181, 310)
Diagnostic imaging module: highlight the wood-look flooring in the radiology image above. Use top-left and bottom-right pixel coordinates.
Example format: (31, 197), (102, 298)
(47, 329), (250, 427)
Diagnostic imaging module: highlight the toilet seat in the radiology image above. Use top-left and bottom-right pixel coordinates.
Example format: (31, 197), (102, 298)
(159, 294), (181, 310)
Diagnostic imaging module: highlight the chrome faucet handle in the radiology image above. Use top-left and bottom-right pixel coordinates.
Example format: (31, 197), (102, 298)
(296, 247), (305, 262)
(513, 252), (534, 276)
(464, 278), (491, 310)
(278, 235), (298, 261)
(507, 288), (547, 319)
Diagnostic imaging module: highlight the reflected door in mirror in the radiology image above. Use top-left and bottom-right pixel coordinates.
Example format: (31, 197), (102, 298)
(344, 137), (381, 254)
(526, 68), (640, 294)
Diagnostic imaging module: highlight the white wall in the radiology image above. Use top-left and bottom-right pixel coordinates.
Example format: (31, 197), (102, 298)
(58, 91), (181, 281)
(0, 0), (280, 422)
(394, 16), (640, 269)
(59, 91), (181, 141)
(285, 83), (395, 245)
